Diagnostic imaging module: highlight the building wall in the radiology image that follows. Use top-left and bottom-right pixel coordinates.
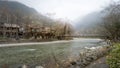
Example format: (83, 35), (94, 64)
(0, 23), (20, 38)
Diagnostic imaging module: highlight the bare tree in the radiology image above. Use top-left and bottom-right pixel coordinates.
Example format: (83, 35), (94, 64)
(101, 1), (120, 42)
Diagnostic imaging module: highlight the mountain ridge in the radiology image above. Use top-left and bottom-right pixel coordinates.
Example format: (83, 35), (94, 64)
(0, 0), (54, 26)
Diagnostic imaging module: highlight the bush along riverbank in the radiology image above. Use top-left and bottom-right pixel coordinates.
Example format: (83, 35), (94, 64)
(107, 43), (120, 68)
(64, 45), (111, 68)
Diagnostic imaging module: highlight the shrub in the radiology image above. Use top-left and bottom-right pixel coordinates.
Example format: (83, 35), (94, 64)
(107, 43), (120, 68)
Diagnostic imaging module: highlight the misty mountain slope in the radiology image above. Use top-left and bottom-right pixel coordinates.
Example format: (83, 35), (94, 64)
(75, 12), (105, 35)
(0, 1), (54, 26)
(0, 1), (37, 16)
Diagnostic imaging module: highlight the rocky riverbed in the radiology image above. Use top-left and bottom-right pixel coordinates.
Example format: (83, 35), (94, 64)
(64, 45), (111, 68)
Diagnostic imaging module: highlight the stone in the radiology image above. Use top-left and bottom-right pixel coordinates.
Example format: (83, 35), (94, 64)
(85, 57), (93, 62)
(70, 61), (77, 65)
(22, 65), (27, 68)
(35, 66), (44, 68)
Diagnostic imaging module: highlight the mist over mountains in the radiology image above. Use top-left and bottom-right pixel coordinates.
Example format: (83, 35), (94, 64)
(74, 11), (105, 35)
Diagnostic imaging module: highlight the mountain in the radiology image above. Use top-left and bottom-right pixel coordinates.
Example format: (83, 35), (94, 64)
(0, 1), (37, 15)
(74, 11), (105, 35)
(0, 1), (54, 26)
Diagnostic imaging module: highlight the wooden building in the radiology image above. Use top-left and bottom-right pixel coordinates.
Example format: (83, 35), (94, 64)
(0, 22), (20, 38)
(0, 22), (56, 39)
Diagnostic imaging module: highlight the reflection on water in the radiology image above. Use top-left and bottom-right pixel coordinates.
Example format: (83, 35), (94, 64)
(0, 38), (107, 67)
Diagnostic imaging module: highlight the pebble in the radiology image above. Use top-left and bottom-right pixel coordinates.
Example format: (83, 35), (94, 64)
(22, 65), (27, 68)
(35, 66), (44, 68)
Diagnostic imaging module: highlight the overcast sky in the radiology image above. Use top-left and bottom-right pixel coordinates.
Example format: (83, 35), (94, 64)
(13, 0), (118, 21)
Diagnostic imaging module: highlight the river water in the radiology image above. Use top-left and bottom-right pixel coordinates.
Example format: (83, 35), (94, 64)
(0, 38), (107, 67)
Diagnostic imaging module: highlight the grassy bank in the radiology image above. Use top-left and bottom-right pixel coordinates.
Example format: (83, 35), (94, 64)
(107, 43), (120, 68)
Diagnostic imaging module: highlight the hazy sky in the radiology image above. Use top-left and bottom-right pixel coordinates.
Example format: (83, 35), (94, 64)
(13, 0), (118, 21)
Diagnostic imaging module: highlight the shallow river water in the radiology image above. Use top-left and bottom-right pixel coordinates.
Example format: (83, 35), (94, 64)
(0, 38), (107, 67)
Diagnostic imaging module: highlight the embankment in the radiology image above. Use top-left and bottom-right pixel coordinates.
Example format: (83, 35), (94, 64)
(64, 45), (111, 68)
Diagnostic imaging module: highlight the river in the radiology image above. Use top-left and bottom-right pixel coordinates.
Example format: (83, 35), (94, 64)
(0, 38), (107, 68)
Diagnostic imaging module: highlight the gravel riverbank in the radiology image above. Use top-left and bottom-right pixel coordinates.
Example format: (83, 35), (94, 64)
(85, 56), (109, 68)
(65, 45), (111, 68)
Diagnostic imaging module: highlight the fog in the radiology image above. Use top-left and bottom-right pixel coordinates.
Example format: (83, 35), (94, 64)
(12, 0), (116, 22)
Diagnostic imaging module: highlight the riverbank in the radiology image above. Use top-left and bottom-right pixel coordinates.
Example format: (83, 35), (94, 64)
(0, 37), (74, 44)
(85, 56), (109, 68)
(0, 37), (103, 44)
(0, 39), (73, 47)
(0, 38), (103, 47)
(0, 38), (59, 44)
(64, 45), (111, 68)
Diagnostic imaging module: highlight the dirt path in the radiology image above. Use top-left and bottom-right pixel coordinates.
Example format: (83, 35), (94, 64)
(86, 56), (109, 68)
